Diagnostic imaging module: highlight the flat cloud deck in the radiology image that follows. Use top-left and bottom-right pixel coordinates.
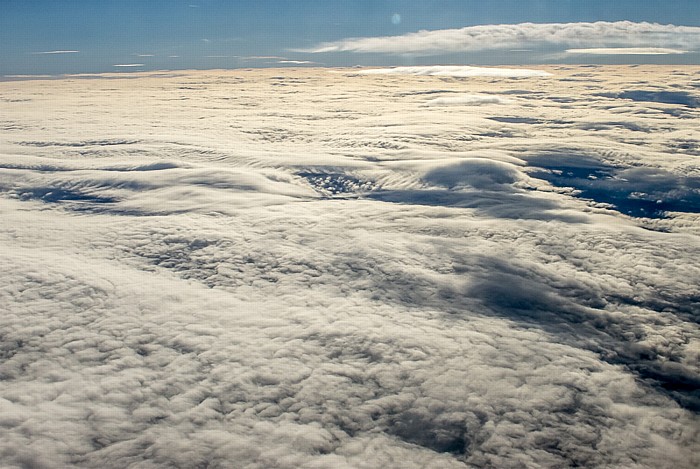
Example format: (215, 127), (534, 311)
(0, 66), (698, 468)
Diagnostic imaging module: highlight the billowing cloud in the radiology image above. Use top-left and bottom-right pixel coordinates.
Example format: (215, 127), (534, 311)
(0, 66), (699, 468)
(298, 21), (700, 56)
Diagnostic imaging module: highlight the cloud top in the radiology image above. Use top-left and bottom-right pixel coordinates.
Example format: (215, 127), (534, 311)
(1, 67), (699, 469)
(423, 94), (514, 106)
(356, 66), (551, 78)
(300, 21), (700, 56)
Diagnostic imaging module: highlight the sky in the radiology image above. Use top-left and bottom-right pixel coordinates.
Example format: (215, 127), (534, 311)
(2, 0), (700, 74)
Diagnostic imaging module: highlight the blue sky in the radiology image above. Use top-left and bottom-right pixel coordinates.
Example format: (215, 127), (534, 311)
(2, 0), (700, 75)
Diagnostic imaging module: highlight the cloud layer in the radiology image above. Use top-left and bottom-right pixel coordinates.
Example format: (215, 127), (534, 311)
(300, 21), (700, 56)
(356, 65), (552, 78)
(422, 94), (513, 106)
(0, 66), (699, 468)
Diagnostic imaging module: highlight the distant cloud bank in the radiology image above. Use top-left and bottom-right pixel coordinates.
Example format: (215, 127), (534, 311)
(299, 21), (700, 56)
(356, 65), (552, 78)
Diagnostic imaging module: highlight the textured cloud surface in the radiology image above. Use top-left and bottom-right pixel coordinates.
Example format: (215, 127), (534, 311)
(356, 65), (552, 78)
(301, 21), (700, 56)
(1, 66), (699, 468)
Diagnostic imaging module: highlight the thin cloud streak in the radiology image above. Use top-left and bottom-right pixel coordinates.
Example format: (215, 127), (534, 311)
(277, 60), (317, 64)
(298, 21), (700, 56)
(31, 50), (80, 55)
(566, 47), (689, 55)
(242, 56), (289, 60)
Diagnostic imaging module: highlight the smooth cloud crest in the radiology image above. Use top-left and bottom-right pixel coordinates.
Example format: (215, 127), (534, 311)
(300, 21), (700, 56)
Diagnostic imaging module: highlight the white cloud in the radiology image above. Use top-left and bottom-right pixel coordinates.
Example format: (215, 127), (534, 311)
(299, 21), (700, 56)
(566, 47), (689, 55)
(112, 64), (144, 67)
(31, 50), (79, 55)
(277, 60), (316, 65)
(1, 66), (699, 468)
(356, 65), (552, 78)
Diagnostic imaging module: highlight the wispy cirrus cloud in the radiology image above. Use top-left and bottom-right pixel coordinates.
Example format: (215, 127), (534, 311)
(566, 47), (689, 55)
(277, 60), (317, 65)
(297, 21), (700, 56)
(241, 56), (288, 60)
(31, 50), (80, 55)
